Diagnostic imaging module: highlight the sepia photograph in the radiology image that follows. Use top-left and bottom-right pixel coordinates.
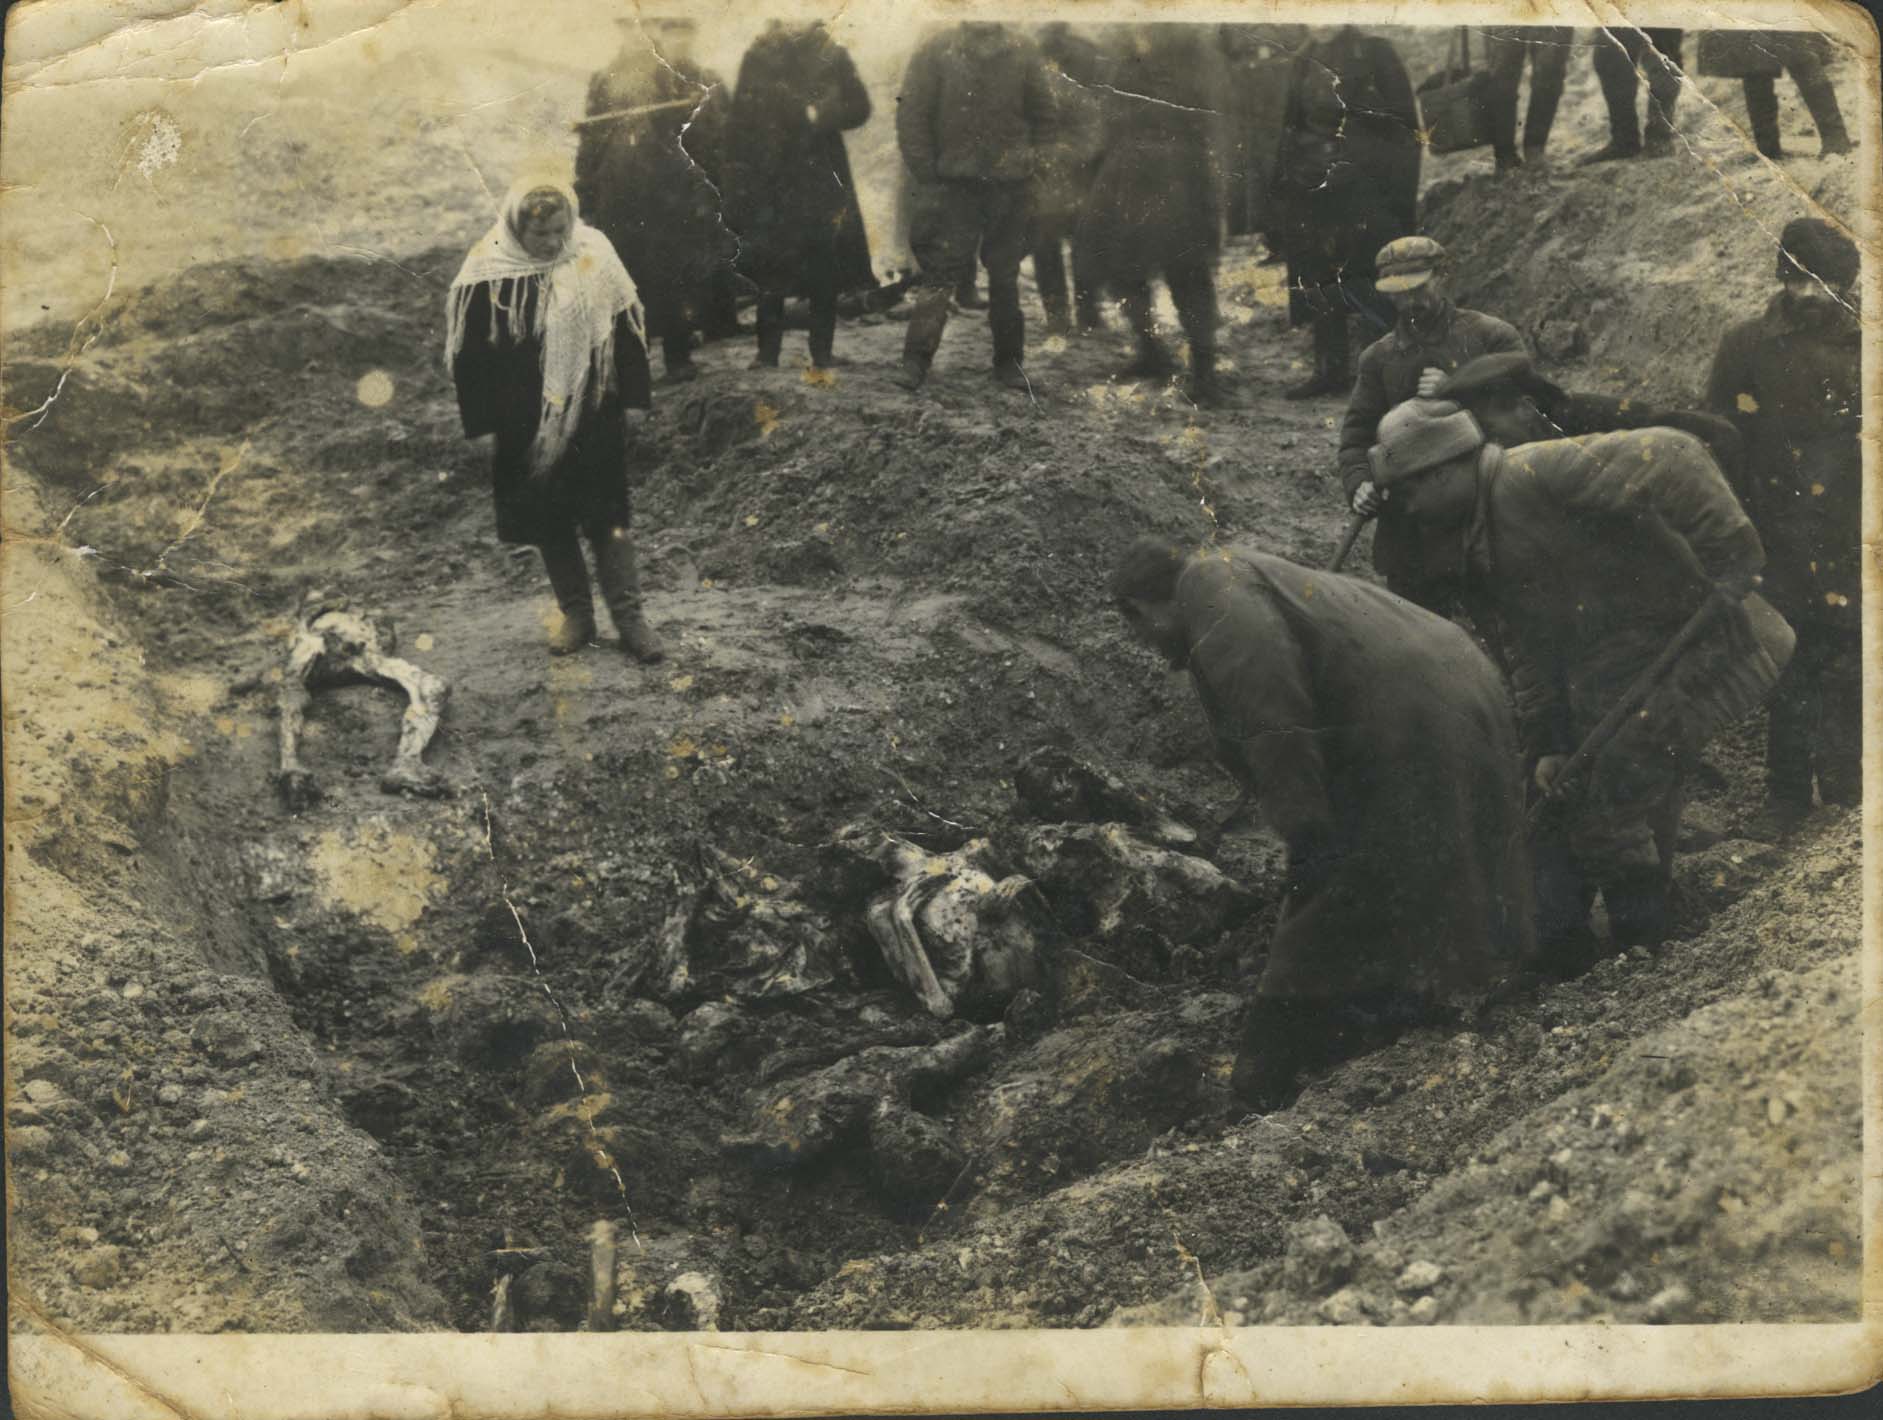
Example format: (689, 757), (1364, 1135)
(2, 0), (1876, 1412)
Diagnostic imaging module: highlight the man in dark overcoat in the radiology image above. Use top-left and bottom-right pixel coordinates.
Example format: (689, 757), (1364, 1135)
(1112, 538), (1536, 1111)
(1080, 25), (1230, 404)
(1698, 30), (1851, 160)
(1216, 25), (1305, 240)
(574, 18), (736, 383)
(894, 22), (1055, 393)
(1337, 238), (1525, 609)
(1706, 218), (1862, 830)
(1371, 386), (1795, 968)
(723, 20), (873, 370)
(1267, 25), (1421, 400)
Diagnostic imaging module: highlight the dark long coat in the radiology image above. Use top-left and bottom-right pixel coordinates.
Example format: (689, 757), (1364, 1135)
(1172, 550), (1535, 1005)
(1217, 24), (1305, 237)
(449, 280), (652, 547)
(1080, 25), (1228, 282)
(1269, 27), (1421, 324)
(574, 51), (735, 341)
(1031, 24), (1110, 227)
(723, 24), (874, 297)
(1705, 291), (1862, 635)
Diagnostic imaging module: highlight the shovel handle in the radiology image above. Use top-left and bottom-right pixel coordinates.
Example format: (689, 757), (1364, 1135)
(1327, 512), (1370, 573)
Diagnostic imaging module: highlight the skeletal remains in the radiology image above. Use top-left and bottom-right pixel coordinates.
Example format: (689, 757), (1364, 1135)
(275, 591), (450, 810)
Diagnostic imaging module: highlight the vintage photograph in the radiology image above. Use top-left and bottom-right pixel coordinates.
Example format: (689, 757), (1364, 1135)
(3, 0), (1875, 1410)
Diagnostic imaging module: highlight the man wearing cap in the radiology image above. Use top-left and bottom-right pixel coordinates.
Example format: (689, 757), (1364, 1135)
(1706, 218), (1863, 833)
(1336, 236), (1525, 607)
(1110, 536), (1535, 1110)
(894, 21), (1056, 393)
(1370, 391), (1794, 966)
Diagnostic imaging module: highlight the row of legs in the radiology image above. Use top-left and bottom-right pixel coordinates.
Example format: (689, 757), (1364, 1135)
(538, 520), (665, 664)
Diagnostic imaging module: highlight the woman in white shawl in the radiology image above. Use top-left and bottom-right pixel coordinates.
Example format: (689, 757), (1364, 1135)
(446, 178), (663, 662)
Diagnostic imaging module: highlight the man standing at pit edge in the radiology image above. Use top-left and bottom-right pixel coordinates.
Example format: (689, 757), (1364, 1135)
(894, 21), (1055, 394)
(1337, 237), (1525, 609)
(1110, 537), (1536, 1111)
(1706, 218), (1863, 835)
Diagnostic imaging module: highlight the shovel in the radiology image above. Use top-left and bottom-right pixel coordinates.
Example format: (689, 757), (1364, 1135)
(1326, 511), (1370, 572)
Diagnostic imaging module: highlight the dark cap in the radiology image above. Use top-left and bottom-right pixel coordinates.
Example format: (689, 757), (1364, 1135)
(1434, 352), (1567, 407)
(1776, 218), (1859, 289)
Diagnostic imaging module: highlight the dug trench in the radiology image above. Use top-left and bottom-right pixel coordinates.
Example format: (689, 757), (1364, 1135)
(4, 145), (1862, 1332)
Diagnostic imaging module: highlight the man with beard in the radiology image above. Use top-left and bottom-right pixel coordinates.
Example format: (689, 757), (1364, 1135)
(1371, 384), (1794, 970)
(574, 17), (736, 383)
(723, 20), (874, 371)
(1111, 537), (1535, 1111)
(1080, 24), (1230, 404)
(1706, 218), (1863, 833)
(894, 21), (1055, 393)
(1337, 237), (1525, 607)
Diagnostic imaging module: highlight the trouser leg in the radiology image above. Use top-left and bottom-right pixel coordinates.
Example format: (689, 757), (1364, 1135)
(805, 238), (840, 367)
(1765, 634), (1820, 809)
(1068, 207), (1104, 329)
(1483, 29), (1526, 166)
(1743, 75), (1784, 157)
(1641, 28), (1683, 148)
(1790, 58), (1853, 152)
(1593, 29), (1644, 150)
(1031, 219), (1072, 328)
(1230, 995), (1342, 1111)
(1169, 255), (1221, 394)
(754, 294), (786, 365)
(1524, 29), (1572, 152)
(1814, 630), (1863, 805)
(660, 330), (694, 376)
(982, 182), (1030, 369)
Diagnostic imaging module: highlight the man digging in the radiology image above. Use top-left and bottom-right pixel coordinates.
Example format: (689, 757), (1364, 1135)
(1111, 537), (1536, 1113)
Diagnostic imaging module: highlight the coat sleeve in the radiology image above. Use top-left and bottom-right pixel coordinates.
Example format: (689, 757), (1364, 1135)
(818, 43), (873, 132)
(1186, 576), (1338, 855)
(1337, 347), (1389, 492)
(896, 40), (941, 182)
(612, 310), (652, 414)
(451, 282), (500, 440)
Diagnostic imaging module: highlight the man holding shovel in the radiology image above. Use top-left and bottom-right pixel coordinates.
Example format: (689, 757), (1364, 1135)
(1371, 369), (1795, 973)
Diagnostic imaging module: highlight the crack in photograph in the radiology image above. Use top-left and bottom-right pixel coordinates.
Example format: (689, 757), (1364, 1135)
(2, 0), (1876, 1412)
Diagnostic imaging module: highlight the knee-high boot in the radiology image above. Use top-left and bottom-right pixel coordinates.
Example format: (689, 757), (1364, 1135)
(1743, 75), (1783, 158)
(1792, 63), (1852, 154)
(592, 526), (665, 664)
(540, 532), (597, 655)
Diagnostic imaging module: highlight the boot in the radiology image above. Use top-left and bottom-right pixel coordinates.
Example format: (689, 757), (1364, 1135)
(1603, 868), (1670, 949)
(1792, 66), (1853, 155)
(1118, 335), (1179, 379)
(1743, 76), (1783, 159)
(1229, 997), (1335, 1113)
(1284, 315), (1349, 400)
(954, 275), (986, 310)
(897, 288), (951, 390)
(1185, 346), (1230, 407)
(540, 537), (597, 655)
(752, 296), (785, 369)
(593, 529), (665, 664)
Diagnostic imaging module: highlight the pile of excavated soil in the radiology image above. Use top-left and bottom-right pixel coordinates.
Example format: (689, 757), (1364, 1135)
(4, 23), (1866, 1338)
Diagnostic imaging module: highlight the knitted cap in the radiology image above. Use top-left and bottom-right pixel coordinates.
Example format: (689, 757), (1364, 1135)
(1368, 399), (1486, 486)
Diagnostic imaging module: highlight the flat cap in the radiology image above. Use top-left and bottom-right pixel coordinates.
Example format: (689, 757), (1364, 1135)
(1375, 236), (1447, 293)
(1776, 218), (1858, 289)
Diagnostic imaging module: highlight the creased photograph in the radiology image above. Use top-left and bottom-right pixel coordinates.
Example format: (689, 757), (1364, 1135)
(3, 0), (1877, 1413)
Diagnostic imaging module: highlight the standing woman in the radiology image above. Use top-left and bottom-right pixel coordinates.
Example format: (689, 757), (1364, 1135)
(446, 179), (665, 664)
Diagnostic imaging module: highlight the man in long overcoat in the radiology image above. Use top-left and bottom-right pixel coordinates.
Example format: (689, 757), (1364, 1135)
(574, 18), (736, 382)
(1112, 538), (1536, 1111)
(894, 22), (1055, 393)
(1371, 385), (1795, 968)
(723, 20), (874, 370)
(1080, 24), (1230, 404)
(1706, 218), (1862, 829)
(1268, 25), (1421, 400)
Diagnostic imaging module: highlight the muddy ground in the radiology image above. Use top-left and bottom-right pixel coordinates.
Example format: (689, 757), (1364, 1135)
(3, 32), (1869, 1337)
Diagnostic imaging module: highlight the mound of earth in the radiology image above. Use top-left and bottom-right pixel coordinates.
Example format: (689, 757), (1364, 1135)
(3, 26), (1866, 1338)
